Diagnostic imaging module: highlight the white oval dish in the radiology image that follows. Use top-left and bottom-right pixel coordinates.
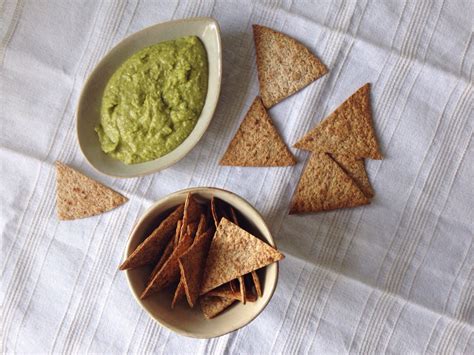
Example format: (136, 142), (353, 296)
(123, 187), (280, 338)
(77, 17), (222, 178)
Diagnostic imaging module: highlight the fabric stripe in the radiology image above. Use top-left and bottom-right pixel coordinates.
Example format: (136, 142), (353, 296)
(0, 0), (24, 66)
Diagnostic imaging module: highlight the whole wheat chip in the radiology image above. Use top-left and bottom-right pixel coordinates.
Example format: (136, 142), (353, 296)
(178, 229), (214, 307)
(251, 270), (262, 297)
(211, 197), (228, 228)
(174, 220), (182, 247)
(119, 204), (184, 270)
(229, 207), (261, 299)
(200, 218), (284, 294)
(200, 296), (235, 319)
(331, 154), (374, 198)
(196, 214), (207, 237)
(207, 283), (257, 302)
(238, 276), (246, 305)
(55, 161), (127, 220)
(140, 233), (193, 299)
(171, 280), (185, 308)
(149, 236), (174, 283)
(253, 25), (328, 108)
(220, 97), (296, 167)
(289, 153), (370, 214)
(293, 84), (382, 160)
(180, 193), (202, 240)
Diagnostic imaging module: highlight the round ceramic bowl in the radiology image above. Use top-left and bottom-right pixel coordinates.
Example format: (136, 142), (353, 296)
(77, 17), (222, 178)
(123, 187), (279, 338)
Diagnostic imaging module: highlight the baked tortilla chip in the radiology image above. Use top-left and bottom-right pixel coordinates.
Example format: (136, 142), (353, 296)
(200, 218), (284, 294)
(140, 233), (193, 299)
(149, 236), (174, 283)
(253, 25), (328, 108)
(211, 197), (228, 228)
(180, 193), (202, 240)
(200, 296), (235, 319)
(289, 153), (369, 214)
(55, 161), (127, 220)
(207, 283), (257, 302)
(230, 206), (261, 300)
(120, 204), (184, 270)
(220, 97), (296, 166)
(331, 154), (374, 198)
(178, 229), (214, 307)
(294, 84), (382, 160)
(196, 214), (207, 237)
(171, 280), (185, 308)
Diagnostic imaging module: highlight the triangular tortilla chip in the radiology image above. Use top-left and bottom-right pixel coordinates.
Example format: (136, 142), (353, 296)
(206, 283), (257, 302)
(200, 218), (284, 294)
(196, 214), (207, 237)
(119, 204), (184, 270)
(211, 197), (228, 228)
(171, 280), (185, 308)
(200, 296), (235, 319)
(140, 233), (193, 299)
(178, 229), (214, 307)
(180, 193), (202, 240)
(331, 154), (374, 198)
(253, 25), (328, 108)
(55, 161), (127, 220)
(220, 97), (296, 167)
(293, 84), (382, 159)
(289, 153), (369, 214)
(148, 220), (181, 282)
(251, 270), (262, 298)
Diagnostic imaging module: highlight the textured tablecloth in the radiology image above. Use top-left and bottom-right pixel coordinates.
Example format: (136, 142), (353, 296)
(1, 0), (473, 353)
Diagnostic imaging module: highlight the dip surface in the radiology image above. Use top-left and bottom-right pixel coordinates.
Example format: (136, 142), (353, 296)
(96, 36), (208, 164)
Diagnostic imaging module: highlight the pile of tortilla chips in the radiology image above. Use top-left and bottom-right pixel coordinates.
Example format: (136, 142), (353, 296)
(290, 83), (382, 214)
(120, 193), (284, 319)
(220, 25), (327, 167)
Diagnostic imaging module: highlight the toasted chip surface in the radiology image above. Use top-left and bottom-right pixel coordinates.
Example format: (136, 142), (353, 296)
(149, 237), (174, 282)
(289, 153), (369, 214)
(140, 233), (193, 299)
(55, 161), (127, 220)
(253, 25), (328, 108)
(180, 193), (202, 240)
(200, 296), (235, 319)
(178, 229), (214, 307)
(207, 283), (257, 302)
(171, 280), (185, 308)
(200, 218), (284, 294)
(119, 204), (184, 270)
(331, 154), (374, 198)
(294, 84), (382, 159)
(220, 97), (296, 167)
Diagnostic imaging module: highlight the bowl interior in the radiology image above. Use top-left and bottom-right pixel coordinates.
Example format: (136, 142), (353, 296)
(77, 17), (222, 178)
(124, 188), (278, 338)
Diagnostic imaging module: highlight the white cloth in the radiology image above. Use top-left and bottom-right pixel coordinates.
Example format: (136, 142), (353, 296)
(1, 0), (473, 353)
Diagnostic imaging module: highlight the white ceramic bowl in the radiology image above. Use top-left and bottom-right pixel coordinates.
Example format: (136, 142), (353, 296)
(77, 18), (222, 177)
(123, 187), (280, 338)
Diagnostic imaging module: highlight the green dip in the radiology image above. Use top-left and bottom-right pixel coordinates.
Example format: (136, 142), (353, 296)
(96, 36), (208, 164)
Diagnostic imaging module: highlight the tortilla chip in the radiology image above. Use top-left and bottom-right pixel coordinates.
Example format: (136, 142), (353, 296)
(229, 207), (261, 299)
(55, 161), (127, 220)
(174, 220), (182, 247)
(289, 153), (370, 214)
(293, 84), (382, 160)
(140, 233), (193, 299)
(178, 229), (214, 307)
(119, 204), (184, 270)
(200, 296), (235, 319)
(238, 276), (246, 304)
(211, 197), (228, 228)
(251, 270), (262, 297)
(200, 218), (284, 294)
(149, 236), (174, 282)
(196, 214), (207, 237)
(180, 193), (202, 240)
(220, 97), (296, 166)
(331, 154), (374, 198)
(171, 280), (185, 308)
(207, 283), (257, 302)
(253, 25), (328, 108)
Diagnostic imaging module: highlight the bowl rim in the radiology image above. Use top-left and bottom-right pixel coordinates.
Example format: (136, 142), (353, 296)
(76, 17), (222, 178)
(123, 187), (280, 338)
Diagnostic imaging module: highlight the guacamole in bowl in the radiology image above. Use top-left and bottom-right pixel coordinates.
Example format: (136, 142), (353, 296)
(96, 36), (208, 164)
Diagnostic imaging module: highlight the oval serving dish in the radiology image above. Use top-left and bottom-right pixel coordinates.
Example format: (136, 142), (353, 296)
(77, 17), (222, 178)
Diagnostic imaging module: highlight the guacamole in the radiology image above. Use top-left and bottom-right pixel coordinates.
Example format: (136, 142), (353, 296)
(96, 36), (208, 164)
